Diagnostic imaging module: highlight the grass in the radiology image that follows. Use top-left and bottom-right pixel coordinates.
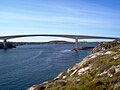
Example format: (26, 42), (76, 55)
(46, 48), (120, 90)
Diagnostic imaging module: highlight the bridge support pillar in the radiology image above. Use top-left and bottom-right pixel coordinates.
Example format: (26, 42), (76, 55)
(75, 37), (80, 49)
(72, 37), (80, 51)
(3, 39), (7, 49)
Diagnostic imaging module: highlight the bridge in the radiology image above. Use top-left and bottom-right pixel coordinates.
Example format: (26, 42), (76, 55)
(0, 34), (119, 49)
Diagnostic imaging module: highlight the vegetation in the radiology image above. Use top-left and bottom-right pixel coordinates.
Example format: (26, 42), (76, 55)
(46, 50), (120, 90)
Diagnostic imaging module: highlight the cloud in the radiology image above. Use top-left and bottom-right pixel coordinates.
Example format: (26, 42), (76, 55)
(0, 0), (120, 30)
(0, 10), (119, 29)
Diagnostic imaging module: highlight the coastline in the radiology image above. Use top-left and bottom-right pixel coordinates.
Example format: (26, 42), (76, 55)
(27, 40), (120, 90)
(27, 51), (102, 90)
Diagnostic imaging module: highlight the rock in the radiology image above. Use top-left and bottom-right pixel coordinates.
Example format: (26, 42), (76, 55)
(76, 79), (81, 81)
(76, 51), (105, 69)
(70, 69), (78, 77)
(114, 83), (120, 90)
(107, 73), (113, 77)
(97, 64), (112, 72)
(108, 68), (115, 74)
(55, 72), (65, 79)
(37, 86), (46, 90)
(27, 87), (35, 90)
(115, 65), (120, 73)
(54, 80), (66, 86)
(92, 44), (104, 53)
(105, 51), (113, 54)
(89, 51), (104, 59)
(67, 68), (71, 73)
(62, 76), (67, 79)
(97, 71), (107, 77)
(97, 65), (120, 78)
(78, 66), (90, 75)
(113, 54), (120, 60)
(27, 85), (46, 90)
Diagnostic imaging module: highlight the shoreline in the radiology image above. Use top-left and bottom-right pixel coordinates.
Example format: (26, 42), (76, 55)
(27, 40), (120, 90)
(0, 42), (97, 50)
(27, 50), (95, 90)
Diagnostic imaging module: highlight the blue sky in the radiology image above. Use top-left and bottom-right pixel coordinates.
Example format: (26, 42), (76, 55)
(0, 0), (120, 42)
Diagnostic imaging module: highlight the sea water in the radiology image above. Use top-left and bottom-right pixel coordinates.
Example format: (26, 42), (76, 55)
(0, 44), (93, 90)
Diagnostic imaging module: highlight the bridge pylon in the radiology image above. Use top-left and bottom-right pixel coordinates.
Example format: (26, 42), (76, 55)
(72, 37), (80, 51)
(75, 37), (79, 49)
(3, 39), (7, 49)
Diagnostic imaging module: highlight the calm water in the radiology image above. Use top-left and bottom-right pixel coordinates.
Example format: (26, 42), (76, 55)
(0, 44), (93, 90)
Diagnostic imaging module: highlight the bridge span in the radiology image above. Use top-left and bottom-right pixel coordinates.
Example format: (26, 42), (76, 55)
(0, 34), (119, 49)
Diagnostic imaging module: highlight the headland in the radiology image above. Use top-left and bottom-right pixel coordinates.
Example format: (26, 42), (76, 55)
(27, 39), (120, 90)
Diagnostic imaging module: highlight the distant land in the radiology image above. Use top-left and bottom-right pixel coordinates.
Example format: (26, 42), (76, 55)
(0, 40), (100, 49)
(11, 40), (100, 45)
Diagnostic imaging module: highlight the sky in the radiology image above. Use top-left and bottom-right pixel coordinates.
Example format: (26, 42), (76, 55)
(0, 0), (120, 42)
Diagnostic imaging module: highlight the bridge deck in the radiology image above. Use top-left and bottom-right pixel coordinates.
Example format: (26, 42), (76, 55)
(0, 34), (119, 49)
(0, 34), (118, 40)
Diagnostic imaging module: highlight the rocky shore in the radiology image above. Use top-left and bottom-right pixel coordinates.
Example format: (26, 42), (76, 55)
(27, 40), (120, 90)
(0, 43), (16, 49)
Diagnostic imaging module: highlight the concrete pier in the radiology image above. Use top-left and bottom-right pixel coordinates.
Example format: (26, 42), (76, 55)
(3, 39), (7, 49)
(75, 37), (79, 49)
